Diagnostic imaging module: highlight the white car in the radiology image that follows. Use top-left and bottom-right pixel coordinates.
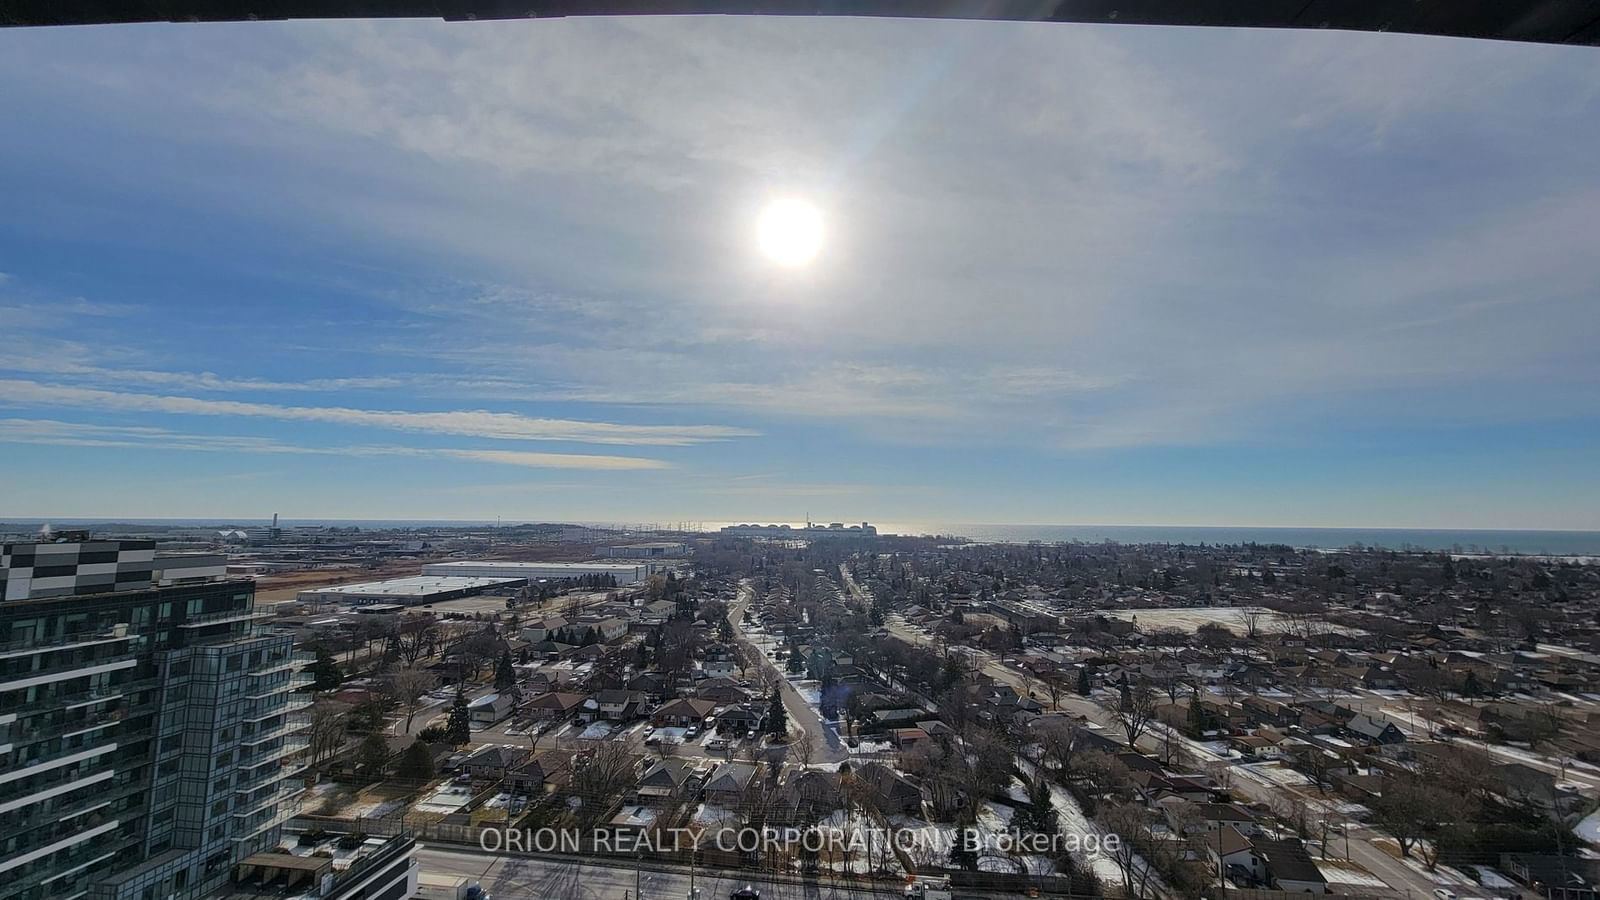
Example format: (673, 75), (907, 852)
(1434, 890), (1458, 900)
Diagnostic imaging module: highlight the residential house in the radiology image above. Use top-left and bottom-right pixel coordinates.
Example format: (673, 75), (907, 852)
(586, 689), (648, 721)
(701, 644), (738, 679)
(1346, 713), (1405, 746)
(653, 697), (718, 728)
(468, 692), (515, 725)
(628, 672), (670, 701)
(855, 762), (924, 816)
(523, 691), (588, 721)
(891, 728), (930, 750)
(1254, 837), (1329, 893)
(1242, 697), (1299, 728)
(1206, 826), (1264, 885)
(464, 744), (529, 781)
(715, 704), (764, 735)
(506, 750), (576, 795)
(869, 708), (926, 730)
(1187, 802), (1264, 836)
(704, 762), (759, 807)
(520, 617), (568, 643)
(634, 758), (710, 803)
(779, 769), (844, 823)
(697, 678), (755, 704)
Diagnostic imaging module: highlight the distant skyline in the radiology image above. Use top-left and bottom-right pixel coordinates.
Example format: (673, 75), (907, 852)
(2, 19), (1599, 528)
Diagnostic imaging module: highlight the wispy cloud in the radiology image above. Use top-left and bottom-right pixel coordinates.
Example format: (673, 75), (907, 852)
(0, 380), (755, 446)
(0, 418), (669, 470)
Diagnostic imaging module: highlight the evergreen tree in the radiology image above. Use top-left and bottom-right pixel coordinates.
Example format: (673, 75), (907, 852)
(1461, 670), (1483, 698)
(819, 668), (837, 720)
(1030, 776), (1058, 833)
(495, 650), (517, 693)
(310, 645), (343, 691)
(358, 732), (391, 777)
(768, 688), (788, 738)
(396, 740), (435, 782)
(948, 812), (979, 870)
(446, 687), (472, 745)
(349, 698), (386, 733)
(1077, 666), (1092, 696)
(786, 649), (805, 675)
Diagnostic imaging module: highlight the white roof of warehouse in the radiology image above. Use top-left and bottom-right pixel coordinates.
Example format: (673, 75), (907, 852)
(425, 561), (646, 572)
(300, 575), (525, 597)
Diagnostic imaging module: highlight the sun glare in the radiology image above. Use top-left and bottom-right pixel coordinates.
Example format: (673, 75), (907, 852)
(756, 198), (824, 267)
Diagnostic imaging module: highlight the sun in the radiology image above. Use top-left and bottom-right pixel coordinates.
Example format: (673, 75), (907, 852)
(756, 198), (824, 267)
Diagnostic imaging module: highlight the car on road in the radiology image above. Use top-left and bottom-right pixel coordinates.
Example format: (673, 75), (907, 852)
(708, 736), (730, 751)
(730, 888), (760, 900)
(1435, 890), (1458, 900)
(642, 725), (655, 737)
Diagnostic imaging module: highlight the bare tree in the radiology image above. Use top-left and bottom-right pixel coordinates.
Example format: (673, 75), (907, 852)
(1115, 678), (1159, 749)
(1372, 778), (1455, 863)
(569, 743), (639, 828)
(1040, 669), (1068, 711)
(385, 667), (437, 733)
(308, 699), (352, 765)
(1239, 609), (1264, 641)
(1099, 802), (1157, 899)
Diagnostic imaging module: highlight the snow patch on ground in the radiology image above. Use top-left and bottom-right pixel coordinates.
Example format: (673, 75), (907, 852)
(1237, 762), (1313, 787)
(1318, 861), (1389, 888)
(1575, 808), (1600, 844)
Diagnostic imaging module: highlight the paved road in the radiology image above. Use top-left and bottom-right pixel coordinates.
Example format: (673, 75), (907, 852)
(731, 580), (848, 765)
(418, 843), (976, 899)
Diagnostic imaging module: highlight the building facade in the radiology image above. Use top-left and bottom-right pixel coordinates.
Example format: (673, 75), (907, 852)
(0, 539), (311, 900)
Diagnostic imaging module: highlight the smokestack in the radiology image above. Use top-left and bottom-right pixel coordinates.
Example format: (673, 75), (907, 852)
(272, 513), (278, 529)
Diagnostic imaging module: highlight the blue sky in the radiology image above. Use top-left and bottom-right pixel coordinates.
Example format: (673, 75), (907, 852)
(1, 18), (1598, 528)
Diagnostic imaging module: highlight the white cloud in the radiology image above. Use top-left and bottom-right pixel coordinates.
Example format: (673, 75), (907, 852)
(0, 418), (668, 470)
(0, 379), (755, 446)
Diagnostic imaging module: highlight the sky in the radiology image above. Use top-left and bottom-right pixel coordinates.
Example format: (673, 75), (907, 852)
(1, 18), (1599, 529)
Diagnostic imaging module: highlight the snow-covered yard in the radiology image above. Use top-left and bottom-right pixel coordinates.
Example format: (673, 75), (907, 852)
(1236, 761), (1313, 787)
(1575, 808), (1600, 844)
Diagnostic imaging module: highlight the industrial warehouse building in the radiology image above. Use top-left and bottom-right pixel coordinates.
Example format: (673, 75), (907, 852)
(421, 560), (657, 583)
(605, 541), (688, 558)
(296, 574), (526, 605)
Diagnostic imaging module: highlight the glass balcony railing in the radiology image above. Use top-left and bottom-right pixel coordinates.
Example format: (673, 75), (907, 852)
(0, 651), (142, 694)
(0, 629), (140, 659)
(0, 789), (145, 861)
(0, 752), (121, 811)
(0, 677), (162, 721)
(172, 608), (274, 628)
(0, 827), (142, 900)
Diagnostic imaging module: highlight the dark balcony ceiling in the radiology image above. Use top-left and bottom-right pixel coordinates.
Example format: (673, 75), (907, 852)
(4, 0), (1600, 44)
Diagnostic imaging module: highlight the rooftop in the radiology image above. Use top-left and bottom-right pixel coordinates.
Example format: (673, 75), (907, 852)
(299, 575), (526, 598)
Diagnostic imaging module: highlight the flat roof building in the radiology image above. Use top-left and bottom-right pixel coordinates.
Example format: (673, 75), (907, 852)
(421, 560), (655, 584)
(296, 575), (526, 606)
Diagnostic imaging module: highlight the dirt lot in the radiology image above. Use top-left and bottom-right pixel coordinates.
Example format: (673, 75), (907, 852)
(250, 542), (610, 608)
